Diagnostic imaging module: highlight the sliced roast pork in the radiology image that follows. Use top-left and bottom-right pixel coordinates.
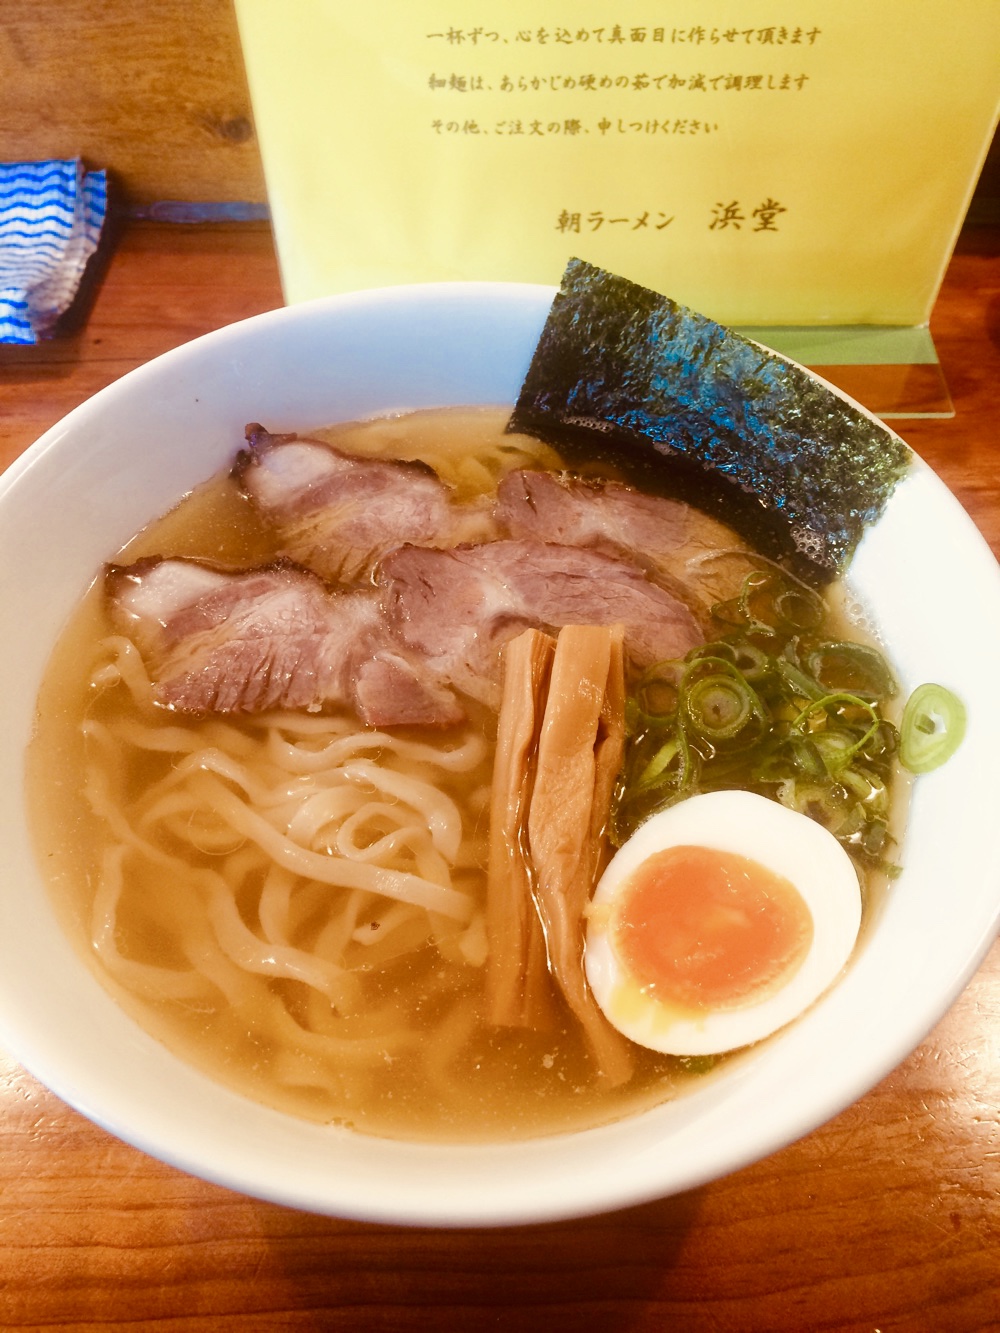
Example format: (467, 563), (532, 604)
(235, 425), (496, 584)
(380, 539), (703, 706)
(105, 557), (464, 727)
(495, 467), (752, 603)
(496, 469), (691, 564)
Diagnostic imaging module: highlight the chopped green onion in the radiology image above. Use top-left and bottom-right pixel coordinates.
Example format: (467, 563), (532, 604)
(776, 657), (827, 703)
(899, 683), (966, 773)
(634, 659), (684, 721)
(684, 675), (754, 740)
(810, 727), (870, 774)
(734, 569), (826, 634)
(682, 659), (766, 745)
(805, 641), (898, 700)
(790, 692), (880, 771)
(839, 765), (890, 815)
(613, 563), (949, 877)
(636, 738), (682, 790)
(777, 777), (853, 830)
(859, 818), (890, 858)
(757, 732), (828, 782)
(690, 639), (771, 681)
(772, 585), (826, 632)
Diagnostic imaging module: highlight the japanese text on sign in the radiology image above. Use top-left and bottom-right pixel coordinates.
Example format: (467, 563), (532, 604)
(556, 199), (788, 233)
(234, 0), (1000, 324)
(429, 72), (811, 93)
(426, 25), (822, 46)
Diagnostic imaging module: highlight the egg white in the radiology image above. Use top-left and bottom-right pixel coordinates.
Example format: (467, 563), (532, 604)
(585, 790), (862, 1056)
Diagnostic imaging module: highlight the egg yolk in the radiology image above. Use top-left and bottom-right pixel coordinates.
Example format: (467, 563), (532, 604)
(611, 845), (814, 1011)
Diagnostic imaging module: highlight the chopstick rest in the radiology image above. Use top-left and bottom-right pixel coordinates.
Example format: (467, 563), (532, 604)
(0, 158), (108, 344)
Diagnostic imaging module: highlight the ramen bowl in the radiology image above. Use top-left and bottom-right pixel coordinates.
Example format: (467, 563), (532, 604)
(1, 282), (999, 1227)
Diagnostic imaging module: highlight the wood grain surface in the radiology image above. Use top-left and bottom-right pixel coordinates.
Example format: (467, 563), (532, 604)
(0, 223), (997, 1331)
(0, 0), (266, 207)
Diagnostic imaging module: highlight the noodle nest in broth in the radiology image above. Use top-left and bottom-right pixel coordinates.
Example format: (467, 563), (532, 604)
(33, 409), (713, 1141)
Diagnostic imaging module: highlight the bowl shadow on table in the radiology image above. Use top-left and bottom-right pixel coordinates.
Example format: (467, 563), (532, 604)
(245, 1191), (701, 1330)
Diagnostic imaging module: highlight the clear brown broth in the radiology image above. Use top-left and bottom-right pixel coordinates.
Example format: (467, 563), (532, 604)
(27, 407), (899, 1142)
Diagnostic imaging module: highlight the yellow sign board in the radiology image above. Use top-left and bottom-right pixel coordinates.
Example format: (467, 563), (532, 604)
(235, 1), (999, 326)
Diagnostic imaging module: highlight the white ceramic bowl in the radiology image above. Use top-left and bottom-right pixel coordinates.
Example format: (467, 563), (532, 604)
(2, 283), (999, 1227)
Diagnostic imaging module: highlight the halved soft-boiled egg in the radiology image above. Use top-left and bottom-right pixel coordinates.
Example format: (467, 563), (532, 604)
(585, 790), (862, 1055)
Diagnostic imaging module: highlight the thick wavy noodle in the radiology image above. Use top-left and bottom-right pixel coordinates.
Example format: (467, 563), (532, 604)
(70, 627), (511, 1132)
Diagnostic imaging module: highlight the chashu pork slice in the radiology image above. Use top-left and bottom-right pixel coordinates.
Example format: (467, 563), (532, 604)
(105, 556), (465, 727)
(380, 538), (704, 707)
(235, 425), (496, 585)
(495, 468), (752, 608)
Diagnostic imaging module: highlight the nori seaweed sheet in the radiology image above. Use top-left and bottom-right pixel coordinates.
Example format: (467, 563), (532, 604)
(508, 258), (911, 583)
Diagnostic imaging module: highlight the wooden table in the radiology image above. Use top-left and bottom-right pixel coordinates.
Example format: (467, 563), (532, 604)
(1, 224), (998, 1331)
